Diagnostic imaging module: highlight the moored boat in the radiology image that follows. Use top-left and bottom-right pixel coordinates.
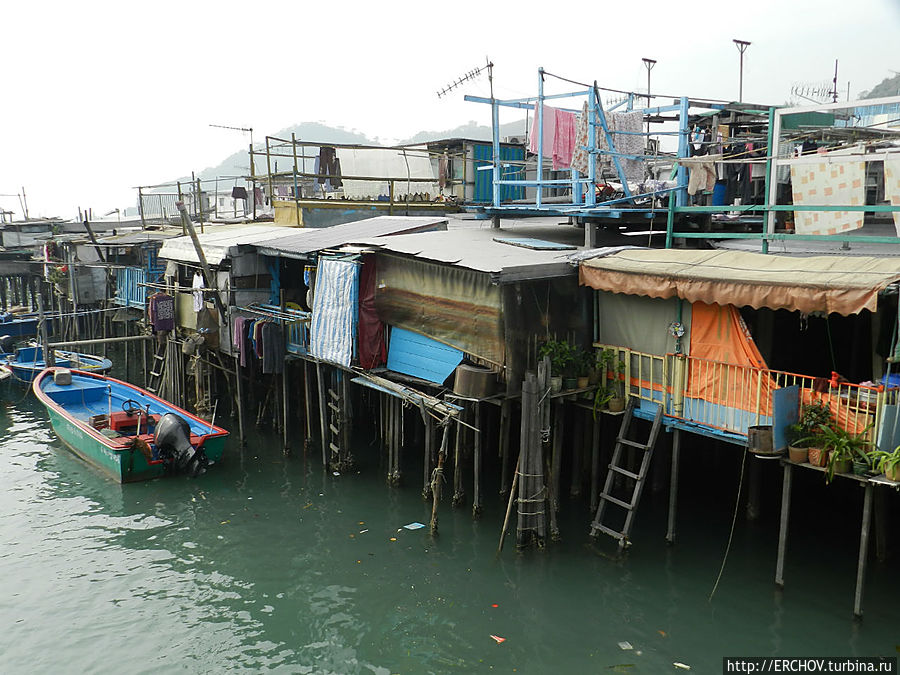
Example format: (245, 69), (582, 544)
(33, 367), (228, 483)
(2, 345), (112, 385)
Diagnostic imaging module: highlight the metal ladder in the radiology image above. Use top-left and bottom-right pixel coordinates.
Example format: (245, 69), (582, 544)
(590, 400), (664, 550)
(146, 340), (167, 394)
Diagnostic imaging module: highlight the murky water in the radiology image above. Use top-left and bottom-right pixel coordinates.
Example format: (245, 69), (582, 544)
(1, 387), (898, 674)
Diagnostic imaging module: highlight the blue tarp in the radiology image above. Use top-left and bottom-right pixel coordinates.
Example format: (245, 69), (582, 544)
(386, 327), (463, 384)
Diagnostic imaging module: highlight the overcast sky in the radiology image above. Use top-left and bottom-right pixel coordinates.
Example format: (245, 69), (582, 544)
(2, 0), (898, 220)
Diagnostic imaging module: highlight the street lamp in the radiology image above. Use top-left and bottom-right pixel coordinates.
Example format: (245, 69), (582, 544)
(733, 39), (751, 102)
(642, 58), (657, 147)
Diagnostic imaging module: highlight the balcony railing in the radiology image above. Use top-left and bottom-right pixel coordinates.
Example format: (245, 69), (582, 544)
(595, 344), (899, 448)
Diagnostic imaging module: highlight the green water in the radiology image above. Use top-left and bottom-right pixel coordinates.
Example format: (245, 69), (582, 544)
(1, 393), (898, 674)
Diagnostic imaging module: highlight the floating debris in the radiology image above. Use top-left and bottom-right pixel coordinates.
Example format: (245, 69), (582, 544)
(403, 522), (426, 530)
(673, 663), (691, 670)
(490, 635), (506, 644)
(618, 641), (633, 651)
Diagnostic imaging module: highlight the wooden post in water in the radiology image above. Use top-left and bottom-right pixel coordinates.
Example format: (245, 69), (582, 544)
(472, 401), (482, 518)
(420, 403), (433, 500)
(282, 362), (290, 455)
(303, 359), (313, 452)
(430, 422), (451, 535)
(233, 355), (246, 446)
(548, 399), (563, 540)
(666, 429), (681, 544)
(774, 461), (792, 588)
(316, 360), (328, 468)
(452, 403), (466, 507)
(590, 411), (601, 512)
(498, 398), (511, 498)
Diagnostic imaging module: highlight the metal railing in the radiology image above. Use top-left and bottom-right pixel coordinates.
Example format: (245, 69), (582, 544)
(595, 343), (899, 447)
(114, 267), (147, 309)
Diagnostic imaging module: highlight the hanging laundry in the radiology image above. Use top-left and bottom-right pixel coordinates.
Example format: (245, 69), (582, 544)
(680, 155), (722, 195)
(148, 292), (175, 332)
(317, 146), (342, 190)
(233, 316), (247, 365)
(254, 187), (265, 207)
(192, 272), (204, 312)
(790, 153), (865, 235)
(231, 186), (248, 200)
(571, 105), (645, 182)
(260, 321), (285, 374)
(529, 104), (577, 171)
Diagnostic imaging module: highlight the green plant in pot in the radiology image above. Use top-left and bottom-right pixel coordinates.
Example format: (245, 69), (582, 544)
(788, 401), (833, 466)
(576, 349), (594, 390)
(818, 424), (871, 484)
(606, 354), (627, 413)
(538, 339), (573, 393)
(868, 446), (900, 482)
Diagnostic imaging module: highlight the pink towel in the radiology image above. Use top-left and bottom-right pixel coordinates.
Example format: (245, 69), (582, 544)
(552, 110), (577, 170)
(529, 104), (577, 170)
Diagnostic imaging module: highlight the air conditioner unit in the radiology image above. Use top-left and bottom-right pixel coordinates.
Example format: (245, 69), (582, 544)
(503, 136), (525, 145)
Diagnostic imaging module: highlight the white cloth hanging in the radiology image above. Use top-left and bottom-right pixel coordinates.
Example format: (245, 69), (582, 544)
(192, 272), (204, 312)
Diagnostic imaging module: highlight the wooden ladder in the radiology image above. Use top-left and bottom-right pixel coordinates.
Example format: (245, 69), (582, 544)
(590, 400), (664, 550)
(146, 340), (167, 395)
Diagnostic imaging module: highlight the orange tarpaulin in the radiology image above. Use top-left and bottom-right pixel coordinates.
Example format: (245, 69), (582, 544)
(687, 302), (775, 415)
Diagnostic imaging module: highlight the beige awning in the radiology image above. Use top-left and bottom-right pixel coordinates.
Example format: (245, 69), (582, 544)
(579, 249), (900, 315)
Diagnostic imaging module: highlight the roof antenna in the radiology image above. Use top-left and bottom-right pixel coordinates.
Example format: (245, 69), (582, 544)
(436, 58), (492, 99)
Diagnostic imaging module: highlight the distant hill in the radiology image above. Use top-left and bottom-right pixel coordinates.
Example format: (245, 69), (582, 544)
(861, 73), (900, 99)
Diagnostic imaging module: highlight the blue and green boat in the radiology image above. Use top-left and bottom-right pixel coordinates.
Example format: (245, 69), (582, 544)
(3, 345), (112, 385)
(33, 368), (228, 483)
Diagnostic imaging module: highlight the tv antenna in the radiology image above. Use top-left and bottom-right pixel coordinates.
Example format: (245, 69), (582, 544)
(210, 123), (254, 148)
(437, 58), (493, 98)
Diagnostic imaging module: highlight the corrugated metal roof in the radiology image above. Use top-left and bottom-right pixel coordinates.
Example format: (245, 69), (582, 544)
(158, 224), (299, 265)
(358, 228), (578, 282)
(253, 216), (448, 259)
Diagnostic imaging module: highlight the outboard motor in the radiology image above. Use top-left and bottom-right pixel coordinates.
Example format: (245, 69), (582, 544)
(0, 335), (13, 354)
(154, 413), (207, 477)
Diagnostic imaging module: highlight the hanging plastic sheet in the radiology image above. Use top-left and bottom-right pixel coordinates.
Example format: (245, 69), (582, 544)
(374, 254), (503, 366)
(309, 258), (360, 367)
(357, 257), (386, 369)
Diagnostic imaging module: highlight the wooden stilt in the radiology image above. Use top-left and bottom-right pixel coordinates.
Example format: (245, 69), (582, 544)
(775, 461), (793, 588)
(549, 400), (563, 540)
(873, 486), (889, 563)
(498, 399), (511, 498)
(473, 401), (482, 519)
(452, 403), (465, 507)
(745, 455), (762, 521)
(316, 360), (328, 468)
(303, 360), (313, 451)
(233, 356), (246, 446)
(497, 453), (521, 555)
(666, 429), (681, 544)
(590, 412), (601, 512)
(282, 364), (290, 455)
(853, 483), (874, 618)
(422, 408), (433, 500)
(430, 424), (450, 535)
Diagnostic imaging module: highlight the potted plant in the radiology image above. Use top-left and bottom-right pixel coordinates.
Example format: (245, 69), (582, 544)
(818, 424), (871, 483)
(789, 401), (833, 466)
(538, 338), (573, 394)
(869, 446), (900, 482)
(606, 354), (627, 413)
(576, 349), (594, 390)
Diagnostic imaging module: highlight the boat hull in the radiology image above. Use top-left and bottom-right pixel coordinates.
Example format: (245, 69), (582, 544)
(34, 368), (227, 483)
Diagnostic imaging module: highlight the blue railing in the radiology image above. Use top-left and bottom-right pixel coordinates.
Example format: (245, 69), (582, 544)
(114, 267), (147, 309)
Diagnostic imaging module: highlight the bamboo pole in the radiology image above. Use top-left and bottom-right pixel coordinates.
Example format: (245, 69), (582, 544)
(497, 453), (521, 555)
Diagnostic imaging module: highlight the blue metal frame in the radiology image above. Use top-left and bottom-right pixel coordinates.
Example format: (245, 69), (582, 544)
(464, 69), (692, 219)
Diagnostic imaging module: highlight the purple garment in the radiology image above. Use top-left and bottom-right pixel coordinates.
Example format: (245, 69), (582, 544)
(149, 293), (175, 332)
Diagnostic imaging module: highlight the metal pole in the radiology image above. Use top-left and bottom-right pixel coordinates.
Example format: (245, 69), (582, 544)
(733, 39), (751, 102)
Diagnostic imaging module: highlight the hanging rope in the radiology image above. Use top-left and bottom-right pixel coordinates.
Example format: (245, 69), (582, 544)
(709, 448), (748, 601)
